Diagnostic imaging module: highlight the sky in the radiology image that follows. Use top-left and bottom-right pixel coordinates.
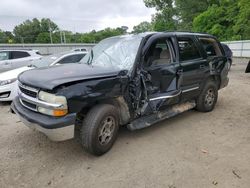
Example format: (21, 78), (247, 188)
(0, 0), (155, 33)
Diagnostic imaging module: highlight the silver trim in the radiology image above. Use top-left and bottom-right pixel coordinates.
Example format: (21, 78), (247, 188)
(19, 114), (75, 141)
(18, 82), (39, 93)
(149, 87), (199, 101)
(149, 91), (181, 101)
(19, 98), (37, 112)
(19, 92), (64, 110)
(182, 87), (199, 93)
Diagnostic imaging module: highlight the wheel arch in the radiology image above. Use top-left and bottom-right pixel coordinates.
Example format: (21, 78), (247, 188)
(76, 97), (131, 128)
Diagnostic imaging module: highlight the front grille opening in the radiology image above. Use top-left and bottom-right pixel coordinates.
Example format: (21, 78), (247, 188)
(21, 100), (37, 110)
(0, 91), (10, 98)
(19, 86), (37, 98)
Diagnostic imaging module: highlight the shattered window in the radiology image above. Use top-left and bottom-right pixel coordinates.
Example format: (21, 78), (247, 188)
(199, 37), (222, 57)
(178, 37), (202, 61)
(80, 35), (143, 70)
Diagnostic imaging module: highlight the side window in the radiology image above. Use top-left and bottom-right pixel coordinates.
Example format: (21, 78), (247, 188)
(11, 51), (30, 59)
(145, 38), (172, 67)
(199, 37), (222, 57)
(0, 52), (9, 61)
(57, 54), (85, 64)
(177, 37), (202, 61)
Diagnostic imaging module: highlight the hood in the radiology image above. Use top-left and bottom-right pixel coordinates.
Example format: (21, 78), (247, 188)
(0, 66), (33, 81)
(18, 63), (121, 90)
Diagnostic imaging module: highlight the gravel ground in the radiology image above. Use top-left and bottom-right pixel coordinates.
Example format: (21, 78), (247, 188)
(0, 58), (250, 188)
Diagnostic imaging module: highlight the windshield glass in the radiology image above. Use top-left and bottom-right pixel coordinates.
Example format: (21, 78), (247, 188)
(80, 35), (143, 70)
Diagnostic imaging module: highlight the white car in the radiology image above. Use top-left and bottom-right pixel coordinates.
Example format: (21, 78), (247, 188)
(0, 49), (42, 73)
(0, 51), (87, 101)
(71, 48), (88, 52)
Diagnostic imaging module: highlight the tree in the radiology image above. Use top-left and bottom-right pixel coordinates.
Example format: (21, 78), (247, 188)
(193, 0), (241, 41)
(132, 21), (153, 33)
(13, 18), (59, 43)
(144, 0), (177, 31)
(233, 0), (250, 40)
(175, 0), (209, 30)
(35, 32), (51, 43)
(0, 30), (15, 43)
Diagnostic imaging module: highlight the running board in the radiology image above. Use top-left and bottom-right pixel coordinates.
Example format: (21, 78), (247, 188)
(127, 101), (196, 131)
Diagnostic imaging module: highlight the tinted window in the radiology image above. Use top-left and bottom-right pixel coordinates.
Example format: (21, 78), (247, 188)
(57, 54), (85, 64)
(0, 51), (9, 61)
(11, 51), (30, 59)
(178, 37), (201, 61)
(199, 37), (222, 57)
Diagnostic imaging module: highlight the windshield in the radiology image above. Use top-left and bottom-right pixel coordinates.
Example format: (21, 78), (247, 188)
(80, 35), (143, 70)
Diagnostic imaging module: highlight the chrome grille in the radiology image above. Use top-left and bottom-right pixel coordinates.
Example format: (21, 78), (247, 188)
(19, 82), (38, 98)
(18, 82), (39, 111)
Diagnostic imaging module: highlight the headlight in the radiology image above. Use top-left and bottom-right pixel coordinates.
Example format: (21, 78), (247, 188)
(38, 91), (68, 117)
(0, 78), (17, 86)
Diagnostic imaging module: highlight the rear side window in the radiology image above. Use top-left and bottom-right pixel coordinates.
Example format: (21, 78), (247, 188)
(199, 37), (222, 57)
(57, 54), (85, 64)
(177, 37), (202, 61)
(11, 51), (30, 59)
(0, 51), (9, 61)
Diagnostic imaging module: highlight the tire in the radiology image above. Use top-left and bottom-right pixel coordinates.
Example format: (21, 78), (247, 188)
(196, 80), (218, 112)
(228, 59), (232, 71)
(80, 104), (119, 156)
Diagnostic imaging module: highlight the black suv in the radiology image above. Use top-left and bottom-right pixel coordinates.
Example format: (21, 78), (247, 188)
(11, 32), (229, 155)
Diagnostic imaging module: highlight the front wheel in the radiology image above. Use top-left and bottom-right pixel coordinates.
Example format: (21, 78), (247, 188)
(196, 80), (218, 112)
(80, 104), (119, 156)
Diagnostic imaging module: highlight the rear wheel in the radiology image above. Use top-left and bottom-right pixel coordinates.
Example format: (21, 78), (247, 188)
(196, 80), (218, 112)
(80, 104), (119, 156)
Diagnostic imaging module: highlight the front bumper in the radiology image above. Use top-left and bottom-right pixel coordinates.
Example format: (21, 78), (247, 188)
(0, 81), (18, 101)
(11, 97), (76, 141)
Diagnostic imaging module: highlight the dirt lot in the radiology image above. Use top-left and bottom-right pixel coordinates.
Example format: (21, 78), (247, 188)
(0, 58), (250, 188)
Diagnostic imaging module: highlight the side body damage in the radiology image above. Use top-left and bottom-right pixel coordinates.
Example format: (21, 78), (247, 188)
(11, 32), (229, 155)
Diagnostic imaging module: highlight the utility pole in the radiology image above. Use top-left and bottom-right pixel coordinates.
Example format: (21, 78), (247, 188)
(60, 30), (63, 43)
(49, 21), (53, 44)
(63, 32), (66, 43)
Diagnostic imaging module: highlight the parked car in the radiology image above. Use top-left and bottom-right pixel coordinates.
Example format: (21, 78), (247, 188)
(0, 51), (87, 101)
(72, 48), (88, 52)
(0, 49), (42, 73)
(221, 43), (233, 69)
(11, 32), (229, 156)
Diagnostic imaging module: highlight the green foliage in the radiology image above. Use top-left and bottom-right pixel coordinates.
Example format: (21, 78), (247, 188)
(145, 0), (250, 40)
(35, 32), (51, 43)
(132, 21), (153, 33)
(2, 1), (250, 44)
(13, 18), (59, 43)
(193, 0), (247, 40)
(0, 30), (15, 43)
(144, 0), (177, 31)
(233, 0), (250, 40)
(77, 28), (126, 43)
(175, 0), (210, 30)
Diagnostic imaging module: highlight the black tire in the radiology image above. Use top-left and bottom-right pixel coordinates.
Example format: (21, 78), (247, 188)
(196, 80), (218, 112)
(80, 104), (119, 156)
(228, 59), (232, 71)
